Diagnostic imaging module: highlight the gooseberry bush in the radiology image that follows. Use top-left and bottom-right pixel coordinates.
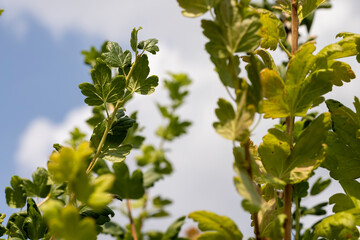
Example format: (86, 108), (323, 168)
(2, 0), (360, 239)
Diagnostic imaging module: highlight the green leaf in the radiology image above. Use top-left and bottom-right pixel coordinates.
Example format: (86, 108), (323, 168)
(302, 202), (328, 216)
(80, 206), (115, 225)
(87, 174), (115, 211)
(243, 54), (263, 111)
(143, 168), (164, 188)
(259, 113), (330, 183)
(6, 212), (27, 239)
(213, 94), (254, 142)
(22, 167), (51, 198)
(261, 41), (352, 118)
(47, 142), (93, 184)
(131, 27), (142, 52)
(138, 39), (159, 55)
(23, 198), (46, 240)
(122, 111), (145, 149)
(81, 46), (102, 67)
(163, 73), (192, 107)
(112, 162), (145, 199)
(260, 68), (288, 118)
(102, 41), (132, 69)
(161, 216), (186, 240)
(101, 144), (132, 163)
(258, 128), (291, 180)
(90, 109), (135, 150)
(127, 54), (159, 95)
(316, 32), (360, 63)
(258, 9), (286, 50)
(156, 116), (191, 141)
(177, 0), (219, 17)
(284, 113), (331, 183)
(189, 211), (243, 240)
(314, 212), (359, 240)
(298, 0), (327, 23)
(0, 214), (6, 237)
(328, 61), (355, 86)
(329, 193), (355, 213)
(258, 200), (285, 240)
(153, 196), (172, 208)
(42, 203), (97, 240)
(66, 127), (87, 148)
(79, 60), (126, 106)
(5, 176), (27, 209)
(254, 49), (278, 71)
(201, 1), (261, 87)
(102, 221), (125, 237)
(136, 145), (157, 166)
(323, 99), (360, 180)
(275, 0), (329, 23)
(233, 147), (262, 213)
(293, 181), (309, 198)
(310, 177), (331, 195)
(86, 106), (105, 128)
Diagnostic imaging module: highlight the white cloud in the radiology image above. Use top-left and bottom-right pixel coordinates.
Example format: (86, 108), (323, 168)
(15, 106), (92, 177)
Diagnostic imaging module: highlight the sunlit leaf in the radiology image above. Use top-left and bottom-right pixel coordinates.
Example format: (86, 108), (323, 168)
(233, 147), (262, 213)
(258, 9), (286, 50)
(177, 0), (219, 17)
(22, 167), (50, 198)
(298, 0), (327, 23)
(202, 0), (261, 87)
(102, 41), (132, 70)
(138, 39), (159, 55)
(5, 176), (26, 209)
(42, 202), (97, 240)
(79, 60), (126, 106)
(131, 27), (142, 52)
(213, 94), (254, 142)
(259, 113), (330, 183)
(314, 212), (359, 239)
(101, 144), (132, 163)
(127, 54), (159, 95)
(189, 211), (243, 240)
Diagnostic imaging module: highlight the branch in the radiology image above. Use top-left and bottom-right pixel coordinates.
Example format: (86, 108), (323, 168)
(243, 139), (260, 240)
(86, 55), (140, 174)
(126, 199), (138, 240)
(284, 1), (299, 239)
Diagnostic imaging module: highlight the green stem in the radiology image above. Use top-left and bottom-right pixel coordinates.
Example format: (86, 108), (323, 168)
(86, 55), (141, 174)
(295, 196), (301, 240)
(279, 41), (292, 59)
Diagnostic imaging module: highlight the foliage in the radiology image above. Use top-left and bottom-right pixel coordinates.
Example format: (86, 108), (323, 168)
(1, 27), (192, 240)
(3, 0), (360, 239)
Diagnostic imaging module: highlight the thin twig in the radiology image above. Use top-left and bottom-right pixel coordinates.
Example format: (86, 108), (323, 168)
(37, 195), (50, 207)
(126, 199), (138, 240)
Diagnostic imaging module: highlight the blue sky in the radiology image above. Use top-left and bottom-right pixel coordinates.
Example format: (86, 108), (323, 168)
(1, 0), (360, 238)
